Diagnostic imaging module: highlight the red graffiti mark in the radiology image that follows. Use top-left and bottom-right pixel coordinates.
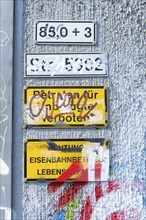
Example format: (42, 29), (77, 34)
(48, 162), (102, 194)
(79, 184), (102, 220)
(79, 196), (92, 220)
(49, 180), (143, 219)
(57, 173), (88, 208)
(95, 183), (103, 201)
(47, 161), (84, 193)
(106, 210), (127, 220)
(57, 182), (86, 208)
(56, 163), (102, 208)
(29, 90), (97, 122)
(107, 181), (121, 193)
(79, 182), (123, 220)
(95, 181), (121, 201)
(73, 162), (102, 183)
(47, 161), (102, 209)
(107, 208), (141, 220)
(54, 161), (84, 183)
(47, 182), (63, 193)
(55, 161), (101, 185)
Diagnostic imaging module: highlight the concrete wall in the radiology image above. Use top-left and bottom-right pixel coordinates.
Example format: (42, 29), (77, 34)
(13, 0), (145, 219)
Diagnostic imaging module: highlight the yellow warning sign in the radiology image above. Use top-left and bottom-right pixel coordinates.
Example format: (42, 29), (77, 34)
(24, 139), (109, 182)
(24, 86), (108, 128)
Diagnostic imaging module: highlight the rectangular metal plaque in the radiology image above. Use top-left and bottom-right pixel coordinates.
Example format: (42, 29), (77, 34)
(24, 86), (108, 128)
(35, 21), (96, 45)
(25, 53), (108, 77)
(24, 139), (109, 182)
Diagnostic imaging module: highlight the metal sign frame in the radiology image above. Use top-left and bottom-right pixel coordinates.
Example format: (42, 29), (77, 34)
(24, 52), (108, 77)
(35, 20), (97, 45)
(24, 86), (108, 128)
(24, 138), (109, 182)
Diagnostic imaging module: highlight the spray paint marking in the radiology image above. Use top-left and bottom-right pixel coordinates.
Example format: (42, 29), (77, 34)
(25, 87), (107, 127)
(49, 181), (144, 220)
(57, 183), (86, 209)
(79, 196), (92, 220)
(29, 90), (97, 122)
(106, 210), (127, 220)
(79, 182), (121, 220)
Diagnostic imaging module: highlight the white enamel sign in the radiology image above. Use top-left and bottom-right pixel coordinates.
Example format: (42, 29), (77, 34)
(35, 21), (96, 44)
(25, 53), (108, 77)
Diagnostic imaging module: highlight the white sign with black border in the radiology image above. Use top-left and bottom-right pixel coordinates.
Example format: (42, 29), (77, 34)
(25, 53), (108, 77)
(35, 21), (96, 45)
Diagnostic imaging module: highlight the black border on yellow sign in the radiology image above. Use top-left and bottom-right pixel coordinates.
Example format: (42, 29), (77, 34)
(24, 138), (109, 182)
(24, 86), (108, 128)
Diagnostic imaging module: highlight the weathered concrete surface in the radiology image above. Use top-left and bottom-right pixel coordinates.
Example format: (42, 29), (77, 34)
(22, 0), (145, 219)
